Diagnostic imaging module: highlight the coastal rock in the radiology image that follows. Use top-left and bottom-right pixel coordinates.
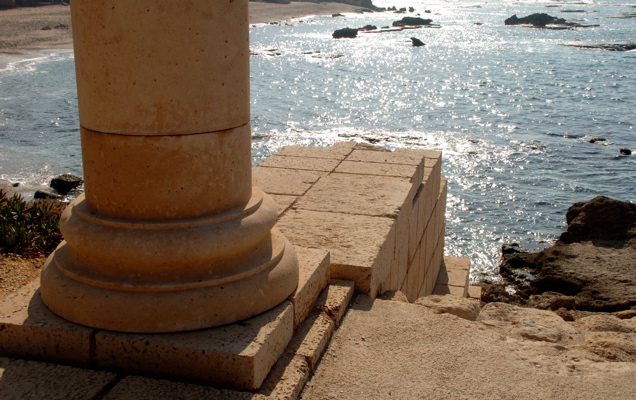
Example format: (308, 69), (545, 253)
(560, 196), (636, 244)
(415, 295), (481, 321)
(333, 27), (359, 38)
(50, 173), (83, 195)
(410, 37), (425, 47)
(505, 13), (566, 27)
(332, 13), (344, 18)
(620, 148), (632, 155)
(359, 25), (377, 31)
(34, 190), (63, 200)
(392, 17), (433, 27)
(482, 196), (636, 314)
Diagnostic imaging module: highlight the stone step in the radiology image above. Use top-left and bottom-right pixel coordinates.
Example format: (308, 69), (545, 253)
(0, 280), (356, 400)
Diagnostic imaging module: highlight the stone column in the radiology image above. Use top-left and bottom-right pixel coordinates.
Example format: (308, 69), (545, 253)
(40, 0), (299, 333)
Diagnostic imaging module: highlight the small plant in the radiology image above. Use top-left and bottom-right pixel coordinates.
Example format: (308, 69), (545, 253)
(0, 189), (64, 257)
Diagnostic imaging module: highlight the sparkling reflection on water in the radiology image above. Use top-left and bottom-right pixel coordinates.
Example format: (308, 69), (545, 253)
(1, 0), (635, 281)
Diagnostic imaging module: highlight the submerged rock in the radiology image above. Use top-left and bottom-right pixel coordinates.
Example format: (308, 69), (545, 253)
(505, 13), (566, 27)
(410, 37), (425, 47)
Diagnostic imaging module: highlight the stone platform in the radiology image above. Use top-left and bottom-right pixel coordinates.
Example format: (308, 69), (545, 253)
(0, 142), (477, 398)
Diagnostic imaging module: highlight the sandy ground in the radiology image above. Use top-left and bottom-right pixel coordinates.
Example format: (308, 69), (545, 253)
(0, 2), (368, 54)
(301, 295), (636, 400)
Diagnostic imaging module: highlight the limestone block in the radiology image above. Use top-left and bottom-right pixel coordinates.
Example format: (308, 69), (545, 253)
(315, 280), (355, 325)
(94, 301), (294, 390)
(346, 149), (423, 166)
(81, 125), (252, 220)
(0, 358), (115, 400)
(275, 144), (352, 160)
(294, 173), (412, 219)
(329, 141), (358, 157)
(0, 280), (92, 367)
(259, 155), (340, 172)
(253, 354), (310, 400)
(277, 209), (394, 296)
(335, 160), (419, 180)
(252, 167), (326, 196)
(270, 194), (297, 217)
(71, 0), (250, 135)
(468, 285), (482, 300)
(290, 248), (331, 330)
(288, 313), (335, 369)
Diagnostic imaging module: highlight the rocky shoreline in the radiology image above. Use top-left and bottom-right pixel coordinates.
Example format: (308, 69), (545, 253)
(482, 196), (636, 321)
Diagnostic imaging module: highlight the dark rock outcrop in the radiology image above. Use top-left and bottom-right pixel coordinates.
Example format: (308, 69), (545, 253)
(332, 27), (359, 38)
(505, 13), (566, 27)
(620, 148), (632, 155)
(560, 196), (636, 245)
(392, 17), (432, 27)
(50, 173), (83, 195)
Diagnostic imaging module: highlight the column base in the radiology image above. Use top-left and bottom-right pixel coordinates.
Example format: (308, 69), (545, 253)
(40, 188), (299, 333)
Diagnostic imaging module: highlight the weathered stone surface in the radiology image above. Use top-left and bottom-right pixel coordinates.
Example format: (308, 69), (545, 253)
(0, 358), (115, 400)
(270, 194), (297, 217)
(415, 295), (480, 321)
(288, 313), (335, 369)
(253, 167), (326, 196)
(0, 279), (93, 367)
(94, 302), (294, 390)
(103, 376), (251, 400)
(294, 173), (412, 218)
(479, 302), (578, 343)
(277, 209), (394, 296)
(258, 155), (340, 172)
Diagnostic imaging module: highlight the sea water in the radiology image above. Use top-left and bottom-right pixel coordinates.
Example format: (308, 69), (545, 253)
(1, 0), (634, 281)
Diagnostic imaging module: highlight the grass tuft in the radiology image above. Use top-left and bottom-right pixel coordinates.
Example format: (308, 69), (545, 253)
(0, 189), (64, 257)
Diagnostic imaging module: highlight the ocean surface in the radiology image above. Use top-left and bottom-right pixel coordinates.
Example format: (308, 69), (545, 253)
(1, 0), (634, 281)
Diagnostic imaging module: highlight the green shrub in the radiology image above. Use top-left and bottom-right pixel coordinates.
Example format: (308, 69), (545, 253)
(0, 189), (64, 257)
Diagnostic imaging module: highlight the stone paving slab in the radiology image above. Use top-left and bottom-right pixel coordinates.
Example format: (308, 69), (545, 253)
(259, 154), (341, 172)
(252, 167), (327, 196)
(0, 357), (116, 400)
(294, 173), (412, 218)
